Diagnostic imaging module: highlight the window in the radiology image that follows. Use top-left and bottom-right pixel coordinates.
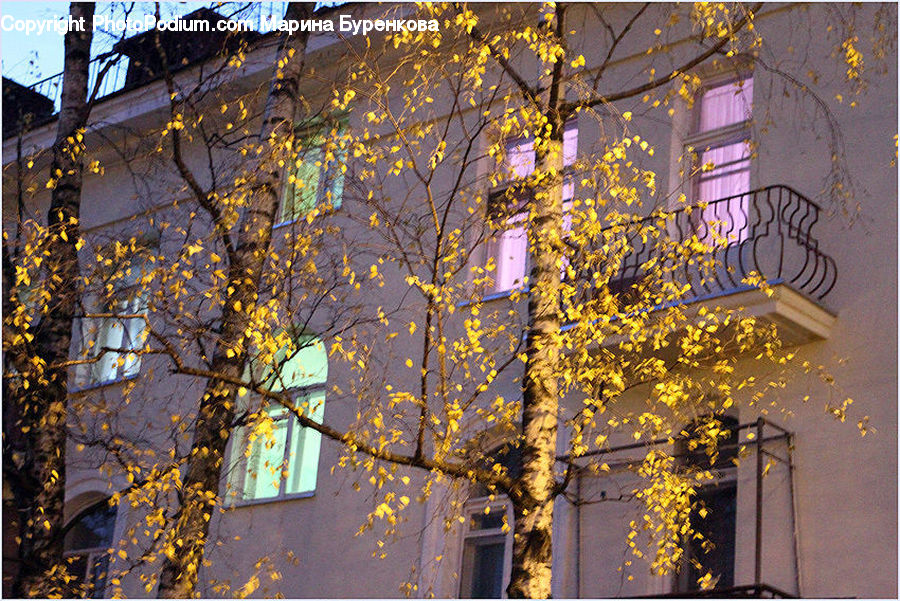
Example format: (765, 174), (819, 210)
(459, 443), (522, 598)
(485, 121), (577, 293)
(690, 78), (753, 244)
(89, 294), (147, 385)
(76, 257), (149, 387)
(676, 415), (739, 592)
(681, 483), (737, 592)
(63, 499), (117, 599)
(459, 502), (513, 599)
(279, 126), (346, 224)
(230, 335), (327, 502)
(485, 189), (529, 293)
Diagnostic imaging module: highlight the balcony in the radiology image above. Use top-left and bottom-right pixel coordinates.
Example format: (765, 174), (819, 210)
(567, 418), (802, 599)
(577, 185), (837, 346)
(612, 185), (836, 300)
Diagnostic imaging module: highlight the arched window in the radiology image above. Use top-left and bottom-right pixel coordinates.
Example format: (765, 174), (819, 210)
(459, 442), (522, 598)
(231, 334), (327, 502)
(63, 499), (117, 598)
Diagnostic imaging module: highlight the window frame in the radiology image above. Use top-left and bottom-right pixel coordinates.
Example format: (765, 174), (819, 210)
(676, 479), (738, 593)
(484, 186), (531, 294)
(233, 383), (326, 505)
(483, 119), (578, 295)
(88, 293), (148, 386)
(63, 546), (112, 599)
(457, 496), (514, 599)
(689, 76), (754, 137)
(74, 256), (151, 390)
(456, 440), (522, 598)
(226, 336), (328, 506)
(683, 76), (754, 245)
(673, 415), (740, 593)
(62, 498), (117, 599)
(276, 121), (347, 228)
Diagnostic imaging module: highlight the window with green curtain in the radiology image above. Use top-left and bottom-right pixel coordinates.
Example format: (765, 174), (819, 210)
(280, 124), (346, 224)
(232, 334), (327, 502)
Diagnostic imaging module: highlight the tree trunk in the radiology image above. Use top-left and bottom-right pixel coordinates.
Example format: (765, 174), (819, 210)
(507, 8), (567, 598)
(507, 115), (566, 597)
(507, 117), (565, 598)
(4, 3), (95, 597)
(155, 3), (316, 597)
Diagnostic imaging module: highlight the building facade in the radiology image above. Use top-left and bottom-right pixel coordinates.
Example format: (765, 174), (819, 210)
(2, 3), (897, 598)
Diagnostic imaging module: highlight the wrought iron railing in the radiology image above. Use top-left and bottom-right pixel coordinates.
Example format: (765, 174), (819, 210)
(602, 185), (837, 302)
(638, 583), (796, 598)
(26, 53), (130, 115)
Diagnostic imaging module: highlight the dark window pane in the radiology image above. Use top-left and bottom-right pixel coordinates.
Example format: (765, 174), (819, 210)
(679, 415), (739, 471)
(685, 483), (737, 591)
(64, 502), (116, 550)
(67, 554), (88, 590)
(64, 500), (117, 599)
(470, 510), (505, 531)
(88, 553), (111, 598)
(461, 536), (506, 599)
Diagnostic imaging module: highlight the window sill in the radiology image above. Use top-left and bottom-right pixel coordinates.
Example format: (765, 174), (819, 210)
(225, 490), (315, 509)
(456, 285), (530, 309)
(273, 218), (301, 230)
(70, 372), (140, 394)
(272, 206), (341, 230)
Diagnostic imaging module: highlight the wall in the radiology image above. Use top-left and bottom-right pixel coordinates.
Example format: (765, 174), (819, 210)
(1, 2), (896, 598)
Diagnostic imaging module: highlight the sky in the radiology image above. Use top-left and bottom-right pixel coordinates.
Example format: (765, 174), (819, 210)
(0, 2), (288, 87)
(1, 1), (70, 85)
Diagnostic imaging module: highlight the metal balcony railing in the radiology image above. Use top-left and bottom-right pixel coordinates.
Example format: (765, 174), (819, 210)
(604, 185), (837, 302)
(641, 583), (796, 598)
(570, 419), (802, 600)
(26, 53), (130, 116)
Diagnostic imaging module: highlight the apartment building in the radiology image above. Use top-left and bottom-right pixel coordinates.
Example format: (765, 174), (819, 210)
(2, 3), (896, 598)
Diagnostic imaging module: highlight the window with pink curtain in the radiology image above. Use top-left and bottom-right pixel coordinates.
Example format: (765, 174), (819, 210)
(694, 78), (752, 244)
(698, 79), (753, 132)
(487, 121), (577, 293)
(487, 209), (530, 292)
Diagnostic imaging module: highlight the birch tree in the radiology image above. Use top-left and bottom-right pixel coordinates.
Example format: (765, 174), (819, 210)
(140, 3), (879, 597)
(3, 4), (98, 596)
(315, 3), (883, 597)
(149, 3), (323, 597)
